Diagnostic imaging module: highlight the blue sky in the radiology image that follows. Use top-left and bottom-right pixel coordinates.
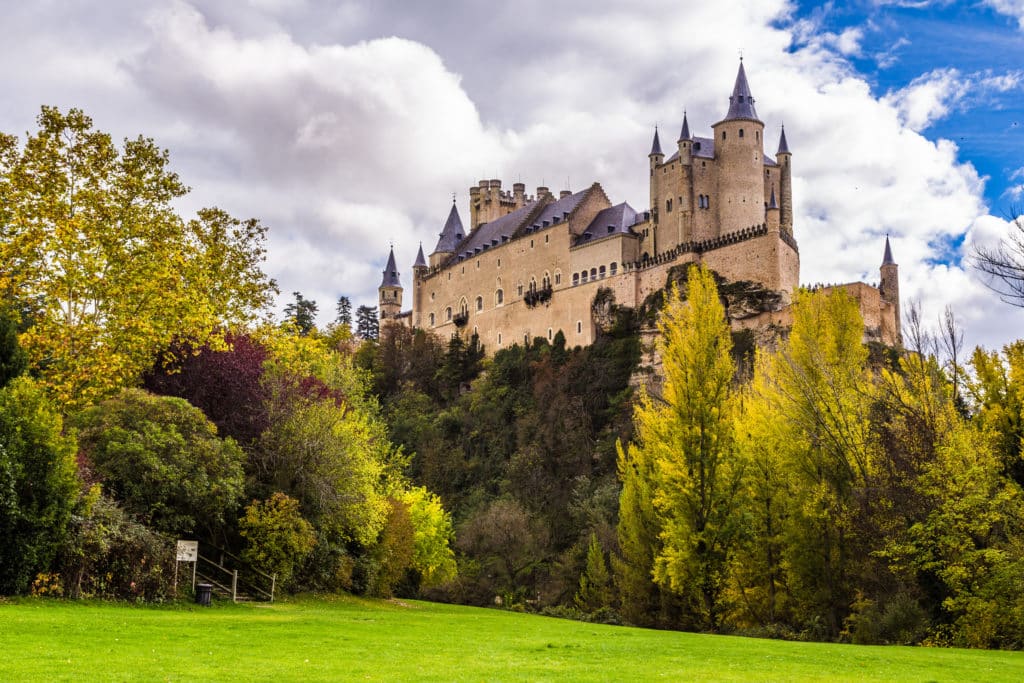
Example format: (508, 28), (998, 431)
(790, 1), (1024, 211)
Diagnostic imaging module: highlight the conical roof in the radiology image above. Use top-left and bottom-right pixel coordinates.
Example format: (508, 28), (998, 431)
(882, 235), (896, 266)
(650, 127), (663, 156)
(723, 60), (760, 121)
(678, 112), (691, 141)
(433, 202), (465, 254)
(413, 243), (427, 268)
(380, 247), (401, 288)
(768, 187), (778, 209)
(777, 125), (790, 155)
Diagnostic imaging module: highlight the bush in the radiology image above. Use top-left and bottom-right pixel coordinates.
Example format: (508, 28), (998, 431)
(239, 493), (316, 591)
(56, 492), (176, 601)
(0, 378), (79, 595)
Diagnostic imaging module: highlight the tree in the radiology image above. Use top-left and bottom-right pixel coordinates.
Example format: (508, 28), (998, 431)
(355, 305), (380, 341)
(0, 378), (79, 594)
(73, 389), (246, 538)
(0, 309), (26, 390)
(0, 107), (276, 407)
(576, 532), (612, 611)
(973, 205), (1024, 306)
(335, 296), (353, 330)
(283, 291), (318, 336)
(632, 266), (745, 630)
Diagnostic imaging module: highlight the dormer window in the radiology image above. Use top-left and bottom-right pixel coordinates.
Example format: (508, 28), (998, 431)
(607, 225), (614, 233)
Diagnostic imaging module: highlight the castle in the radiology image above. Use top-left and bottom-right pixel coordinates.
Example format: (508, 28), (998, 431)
(378, 61), (901, 351)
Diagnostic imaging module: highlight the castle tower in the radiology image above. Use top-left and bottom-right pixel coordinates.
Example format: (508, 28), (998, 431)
(648, 127), (664, 252)
(411, 243), (428, 327)
(430, 201), (465, 268)
(880, 236), (901, 343)
(777, 125), (793, 236)
(378, 246), (403, 321)
(712, 60), (766, 236)
(677, 111), (692, 166)
(766, 187), (780, 232)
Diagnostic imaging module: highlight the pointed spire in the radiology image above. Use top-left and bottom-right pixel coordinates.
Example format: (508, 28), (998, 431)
(882, 235), (896, 266)
(380, 246), (401, 288)
(777, 125), (790, 155)
(413, 243), (427, 269)
(768, 187), (778, 209)
(433, 202), (465, 254)
(678, 111), (691, 141)
(649, 127), (663, 156)
(724, 60), (760, 121)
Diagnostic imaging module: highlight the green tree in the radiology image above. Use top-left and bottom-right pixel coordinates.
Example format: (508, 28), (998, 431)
(628, 266), (744, 630)
(968, 341), (1024, 486)
(239, 493), (317, 591)
(576, 532), (612, 611)
(73, 389), (245, 537)
(356, 305), (380, 341)
(335, 296), (353, 330)
(0, 377), (79, 594)
(283, 291), (318, 336)
(0, 107), (276, 407)
(0, 308), (26, 389)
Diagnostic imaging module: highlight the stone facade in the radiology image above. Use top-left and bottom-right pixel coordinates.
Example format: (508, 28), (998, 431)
(378, 62), (901, 351)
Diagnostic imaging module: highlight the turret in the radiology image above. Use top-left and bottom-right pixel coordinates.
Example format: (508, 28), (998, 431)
(378, 246), (403, 321)
(649, 126), (664, 227)
(777, 125), (793, 236)
(766, 187), (780, 232)
(711, 60), (766, 235)
(676, 111), (692, 166)
(430, 201), (465, 268)
(880, 236), (901, 342)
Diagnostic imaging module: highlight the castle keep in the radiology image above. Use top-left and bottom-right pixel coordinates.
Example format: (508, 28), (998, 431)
(379, 62), (901, 350)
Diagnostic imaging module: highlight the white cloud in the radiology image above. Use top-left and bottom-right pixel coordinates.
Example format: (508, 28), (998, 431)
(0, 0), (1020, 351)
(985, 0), (1024, 29)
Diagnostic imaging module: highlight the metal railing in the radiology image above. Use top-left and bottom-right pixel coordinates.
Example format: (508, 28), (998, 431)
(195, 543), (276, 603)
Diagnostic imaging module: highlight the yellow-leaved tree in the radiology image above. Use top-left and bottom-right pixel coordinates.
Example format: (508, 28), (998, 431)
(0, 107), (276, 408)
(620, 265), (745, 630)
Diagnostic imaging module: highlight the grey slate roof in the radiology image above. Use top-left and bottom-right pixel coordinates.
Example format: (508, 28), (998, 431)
(678, 112), (691, 141)
(723, 61), (760, 122)
(882, 236), (895, 265)
(575, 202), (639, 246)
(777, 125), (790, 155)
(768, 188), (778, 209)
(447, 189), (591, 265)
(413, 243), (427, 268)
(650, 128), (663, 156)
(381, 247), (401, 288)
(433, 203), (465, 254)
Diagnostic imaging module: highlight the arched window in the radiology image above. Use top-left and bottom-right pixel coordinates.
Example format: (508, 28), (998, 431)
(429, 313), (435, 326)
(445, 307), (452, 321)
(542, 271), (551, 288)
(529, 276), (537, 292)
(599, 265), (606, 278)
(739, 128), (744, 138)
(573, 273), (579, 285)
(476, 296), (483, 311)
(517, 282), (524, 297)
(554, 271), (561, 285)
(459, 298), (468, 316)
(496, 289), (504, 305)
(666, 198), (672, 212)
(581, 271), (588, 283)
(610, 262), (617, 275)
(590, 268), (597, 279)
(722, 130), (727, 140)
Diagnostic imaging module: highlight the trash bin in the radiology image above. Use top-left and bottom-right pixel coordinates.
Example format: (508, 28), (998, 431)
(195, 583), (213, 606)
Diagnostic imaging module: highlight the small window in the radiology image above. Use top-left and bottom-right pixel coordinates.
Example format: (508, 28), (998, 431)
(476, 260), (480, 268)
(496, 289), (504, 304)
(430, 292), (435, 301)
(577, 321), (582, 334)
(545, 234), (549, 243)
(581, 271), (588, 283)
(590, 268), (597, 279)
(517, 283), (524, 296)
(429, 313), (435, 326)
(739, 128), (744, 138)
(722, 131), (726, 140)
(461, 266), (465, 274)
(445, 307), (452, 321)
(755, 130), (760, 141)
(573, 273), (579, 285)
(498, 333), (502, 345)
(599, 265), (606, 278)
(530, 239), (534, 248)
(497, 258), (501, 267)
(610, 262), (617, 275)
(554, 272), (561, 285)
(666, 199), (672, 212)
(447, 272), (451, 280)
(476, 296), (483, 311)
(548, 328), (553, 340)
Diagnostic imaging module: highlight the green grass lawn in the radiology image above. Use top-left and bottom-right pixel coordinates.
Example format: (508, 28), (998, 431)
(1, 595), (1022, 682)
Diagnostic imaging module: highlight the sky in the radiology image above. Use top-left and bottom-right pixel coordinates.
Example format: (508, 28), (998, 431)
(1, 0), (1022, 351)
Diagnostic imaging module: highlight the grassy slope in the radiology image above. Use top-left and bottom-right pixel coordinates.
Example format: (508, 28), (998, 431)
(1, 596), (1022, 682)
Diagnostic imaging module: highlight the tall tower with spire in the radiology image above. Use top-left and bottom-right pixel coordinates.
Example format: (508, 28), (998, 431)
(430, 201), (465, 268)
(378, 246), (403, 322)
(880, 236), (901, 342)
(777, 125), (793, 236)
(711, 59), (766, 235)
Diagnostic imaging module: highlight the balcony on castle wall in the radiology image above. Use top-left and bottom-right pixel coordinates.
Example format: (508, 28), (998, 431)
(453, 311), (469, 327)
(523, 285), (553, 308)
